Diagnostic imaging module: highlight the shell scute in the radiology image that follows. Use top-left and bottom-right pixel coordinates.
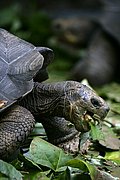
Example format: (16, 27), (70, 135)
(0, 28), (44, 112)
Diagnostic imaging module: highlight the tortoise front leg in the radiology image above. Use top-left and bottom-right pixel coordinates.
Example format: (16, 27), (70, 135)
(41, 116), (80, 153)
(40, 116), (78, 144)
(0, 105), (35, 161)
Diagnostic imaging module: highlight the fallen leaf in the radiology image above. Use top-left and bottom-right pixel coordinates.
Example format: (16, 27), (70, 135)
(99, 126), (120, 150)
(29, 137), (72, 171)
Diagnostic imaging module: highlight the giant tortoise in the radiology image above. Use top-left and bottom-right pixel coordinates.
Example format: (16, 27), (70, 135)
(0, 28), (109, 160)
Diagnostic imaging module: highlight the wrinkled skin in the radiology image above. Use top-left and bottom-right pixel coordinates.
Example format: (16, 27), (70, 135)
(0, 106), (35, 160)
(19, 81), (109, 132)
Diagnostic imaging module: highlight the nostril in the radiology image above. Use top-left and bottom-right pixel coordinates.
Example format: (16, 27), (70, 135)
(91, 97), (101, 108)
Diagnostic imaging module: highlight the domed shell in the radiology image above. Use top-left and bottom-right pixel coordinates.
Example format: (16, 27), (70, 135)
(0, 28), (44, 112)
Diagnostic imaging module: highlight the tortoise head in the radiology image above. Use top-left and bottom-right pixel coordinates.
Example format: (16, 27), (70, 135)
(63, 82), (109, 132)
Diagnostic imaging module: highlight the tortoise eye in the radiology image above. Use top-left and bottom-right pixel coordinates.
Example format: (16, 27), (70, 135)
(91, 97), (101, 108)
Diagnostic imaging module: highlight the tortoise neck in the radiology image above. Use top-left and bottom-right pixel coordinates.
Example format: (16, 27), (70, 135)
(19, 81), (81, 121)
(33, 81), (70, 117)
(19, 81), (67, 117)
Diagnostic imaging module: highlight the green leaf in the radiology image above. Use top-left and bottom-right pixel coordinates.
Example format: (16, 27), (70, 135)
(89, 123), (104, 141)
(57, 167), (71, 180)
(29, 137), (72, 171)
(0, 160), (22, 180)
(66, 159), (88, 172)
(24, 171), (50, 180)
(32, 123), (46, 135)
(67, 159), (97, 180)
(105, 151), (120, 165)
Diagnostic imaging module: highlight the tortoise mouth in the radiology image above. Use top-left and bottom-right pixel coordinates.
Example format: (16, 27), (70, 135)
(85, 111), (101, 125)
